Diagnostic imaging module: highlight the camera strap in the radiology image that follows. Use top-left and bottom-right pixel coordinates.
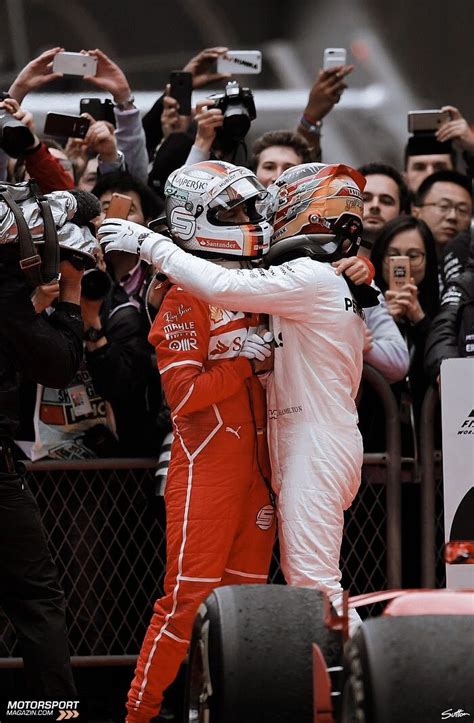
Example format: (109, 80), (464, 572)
(30, 181), (60, 284)
(0, 184), (59, 286)
(0, 186), (43, 286)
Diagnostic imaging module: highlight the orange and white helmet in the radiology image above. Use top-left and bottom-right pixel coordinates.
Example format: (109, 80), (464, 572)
(164, 161), (272, 260)
(266, 163), (366, 264)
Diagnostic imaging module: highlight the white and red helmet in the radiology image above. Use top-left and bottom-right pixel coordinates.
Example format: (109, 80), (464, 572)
(266, 162), (366, 264)
(164, 161), (272, 260)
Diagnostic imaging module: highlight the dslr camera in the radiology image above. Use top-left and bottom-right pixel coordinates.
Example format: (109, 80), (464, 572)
(0, 92), (35, 157)
(209, 81), (256, 145)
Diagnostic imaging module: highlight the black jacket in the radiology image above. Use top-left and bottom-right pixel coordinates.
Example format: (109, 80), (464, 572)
(85, 280), (169, 457)
(0, 249), (83, 438)
(425, 268), (474, 382)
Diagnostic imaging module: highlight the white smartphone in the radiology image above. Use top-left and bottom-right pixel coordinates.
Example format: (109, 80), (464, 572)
(217, 51), (262, 75)
(52, 52), (97, 77)
(323, 48), (347, 70)
(407, 109), (452, 133)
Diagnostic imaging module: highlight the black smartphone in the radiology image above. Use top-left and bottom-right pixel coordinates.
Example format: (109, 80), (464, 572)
(44, 112), (90, 139)
(80, 98), (116, 127)
(169, 71), (193, 116)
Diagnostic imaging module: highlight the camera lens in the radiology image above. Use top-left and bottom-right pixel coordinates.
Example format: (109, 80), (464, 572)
(81, 268), (112, 300)
(0, 111), (36, 158)
(223, 105), (251, 141)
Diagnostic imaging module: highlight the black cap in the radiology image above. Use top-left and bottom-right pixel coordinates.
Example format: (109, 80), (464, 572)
(407, 133), (452, 157)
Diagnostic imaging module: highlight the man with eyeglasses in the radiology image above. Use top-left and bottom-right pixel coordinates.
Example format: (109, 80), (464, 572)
(413, 170), (472, 258)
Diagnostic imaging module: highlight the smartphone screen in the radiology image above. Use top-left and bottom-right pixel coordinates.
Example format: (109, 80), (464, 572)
(388, 256), (410, 290)
(169, 71), (193, 116)
(105, 193), (133, 219)
(43, 113), (90, 139)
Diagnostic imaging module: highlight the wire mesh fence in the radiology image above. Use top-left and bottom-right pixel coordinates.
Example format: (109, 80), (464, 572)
(0, 459), (395, 658)
(0, 462), (164, 658)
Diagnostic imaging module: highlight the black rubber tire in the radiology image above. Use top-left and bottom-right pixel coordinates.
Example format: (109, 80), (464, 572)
(183, 584), (343, 723)
(341, 615), (474, 723)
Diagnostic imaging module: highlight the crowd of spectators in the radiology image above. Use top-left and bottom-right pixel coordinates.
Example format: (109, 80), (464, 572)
(2, 45), (471, 464)
(0, 42), (472, 717)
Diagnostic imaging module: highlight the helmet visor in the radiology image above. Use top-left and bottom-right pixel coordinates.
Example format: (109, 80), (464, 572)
(209, 177), (271, 217)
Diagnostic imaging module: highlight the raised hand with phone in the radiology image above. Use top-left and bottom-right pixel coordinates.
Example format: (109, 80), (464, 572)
(386, 255), (425, 323)
(303, 63), (353, 120)
(385, 278), (426, 323)
(81, 114), (120, 165)
(160, 82), (193, 140)
(79, 48), (133, 107)
(370, 217), (440, 329)
(7, 47), (65, 104)
(436, 105), (474, 154)
(182, 46), (231, 88)
(297, 48), (354, 159)
(79, 48), (148, 181)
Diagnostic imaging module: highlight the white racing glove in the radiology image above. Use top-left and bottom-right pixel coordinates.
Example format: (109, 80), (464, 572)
(239, 331), (274, 362)
(98, 218), (172, 263)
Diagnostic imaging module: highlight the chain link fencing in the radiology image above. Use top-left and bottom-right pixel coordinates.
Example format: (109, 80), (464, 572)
(0, 458), (394, 659)
(0, 368), (446, 661)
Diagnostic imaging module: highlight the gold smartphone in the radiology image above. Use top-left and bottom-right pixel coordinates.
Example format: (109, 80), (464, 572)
(388, 256), (411, 290)
(105, 193), (132, 219)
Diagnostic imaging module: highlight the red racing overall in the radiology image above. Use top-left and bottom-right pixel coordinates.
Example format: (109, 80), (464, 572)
(126, 285), (275, 722)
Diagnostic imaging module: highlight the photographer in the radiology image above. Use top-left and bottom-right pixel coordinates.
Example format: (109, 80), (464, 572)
(0, 97), (74, 193)
(84, 172), (167, 456)
(0, 211), (84, 698)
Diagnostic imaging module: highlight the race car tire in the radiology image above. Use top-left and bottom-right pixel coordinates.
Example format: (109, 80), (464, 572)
(183, 584), (343, 723)
(341, 615), (474, 723)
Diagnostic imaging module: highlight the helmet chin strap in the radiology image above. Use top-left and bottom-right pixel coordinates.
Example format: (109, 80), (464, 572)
(265, 232), (360, 267)
(265, 233), (338, 266)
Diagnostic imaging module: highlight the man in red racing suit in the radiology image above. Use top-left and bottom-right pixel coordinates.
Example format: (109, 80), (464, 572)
(126, 283), (275, 722)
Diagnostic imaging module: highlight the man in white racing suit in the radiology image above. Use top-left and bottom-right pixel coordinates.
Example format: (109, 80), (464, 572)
(99, 162), (375, 630)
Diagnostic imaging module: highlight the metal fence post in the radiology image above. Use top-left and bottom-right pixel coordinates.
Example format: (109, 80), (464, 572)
(361, 364), (402, 588)
(419, 385), (440, 588)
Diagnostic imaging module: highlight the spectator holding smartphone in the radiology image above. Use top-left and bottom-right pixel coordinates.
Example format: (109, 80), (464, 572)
(404, 105), (474, 194)
(142, 46), (230, 158)
(5, 45), (148, 184)
(297, 63), (353, 160)
(369, 216), (440, 450)
(80, 48), (148, 183)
